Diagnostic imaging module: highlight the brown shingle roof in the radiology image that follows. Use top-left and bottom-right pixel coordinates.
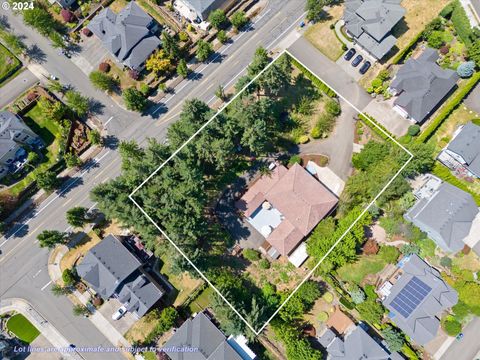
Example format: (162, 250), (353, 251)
(237, 163), (338, 256)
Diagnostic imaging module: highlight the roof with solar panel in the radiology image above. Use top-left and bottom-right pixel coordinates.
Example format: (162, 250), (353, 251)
(382, 254), (458, 345)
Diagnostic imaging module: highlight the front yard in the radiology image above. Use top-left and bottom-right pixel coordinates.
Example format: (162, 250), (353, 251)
(60, 231), (102, 272)
(0, 43), (21, 85)
(304, 4), (345, 62)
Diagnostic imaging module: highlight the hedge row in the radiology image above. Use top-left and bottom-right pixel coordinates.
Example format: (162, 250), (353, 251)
(288, 55), (337, 97)
(391, 31), (424, 65)
(451, 0), (474, 47)
(432, 163), (480, 205)
(358, 113), (394, 141)
(416, 72), (480, 143)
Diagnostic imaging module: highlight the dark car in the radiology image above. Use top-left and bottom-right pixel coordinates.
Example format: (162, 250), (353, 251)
(351, 55), (363, 67)
(359, 61), (371, 74)
(344, 48), (356, 61)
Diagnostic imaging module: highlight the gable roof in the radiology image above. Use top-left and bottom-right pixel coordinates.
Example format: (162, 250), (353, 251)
(447, 121), (480, 177)
(319, 326), (394, 360)
(182, 0), (229, 20)
(117, 270), (164, 317)
(236, 163), (338, 256)
(405, 182), (478, 253)
(0, 111), (39, 163)
(88, 1), (160, 70)
(163, 312), (242, 360)
(383, 255), (458, 345)
(76, 234), (142, 298)
(391, 48), (459, 123)
(343, 0), (405, 59)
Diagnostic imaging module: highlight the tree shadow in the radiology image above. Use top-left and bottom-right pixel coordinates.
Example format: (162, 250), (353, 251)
(103, 134), (119, 150)
(0, 15), (10, 29)
(2, 222), (30, 240)
(209, 52), (226, 64)
(66, 42), (82, 56)
(188, 71), (204, 82)
(57, 175), (85, 198)
(25, 45), (47, 64)
(88, 98), (105, 115)
(148, 103), (168, 119)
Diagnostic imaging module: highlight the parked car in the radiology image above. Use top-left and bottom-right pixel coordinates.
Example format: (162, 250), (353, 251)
(344, 48), (356, 61)
(359, 61), (371, 74)
(351, 55), (363, 67)
(456, 333), (464, 341)
(112, 305), (127, 320)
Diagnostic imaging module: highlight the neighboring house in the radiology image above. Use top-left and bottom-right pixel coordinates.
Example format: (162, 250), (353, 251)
(76, 234), (165, 318)
(173, 0), (238, 23)
(88, 1), (161, 71)
(404, 174), (480, 255)
(438, 121), (480, 178)
(318, 325), (402, 360)
(47, 0), (76, 9)
(343, 0), (406, 60)
(235, 163), (338, 267)
(381, 254), (458, 345)
(162, 311), (256, 360)
(0, 111), (42, 179)
(389, 48), (459, 123)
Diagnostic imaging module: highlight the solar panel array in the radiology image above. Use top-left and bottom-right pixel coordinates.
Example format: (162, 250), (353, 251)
(390, 276), (432, 318)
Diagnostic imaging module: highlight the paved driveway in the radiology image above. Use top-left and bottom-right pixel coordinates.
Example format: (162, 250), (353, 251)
(71, 36), (109, 76)
(288, 36), (372, 110)
(464, 82), (480, 115)
(299, 98), (356, 181)
(363, 97), (412, 137)
(0, 68), (38, 108)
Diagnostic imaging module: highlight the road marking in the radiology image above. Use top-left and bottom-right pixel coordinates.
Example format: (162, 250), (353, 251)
(33, 269), (42, 278)
(266, 11), (307, 49)
(61, 197), (73, 207)
(104, 116), (114, 126)
(1, 150), (111, 244)
(41, 280), (52, 291)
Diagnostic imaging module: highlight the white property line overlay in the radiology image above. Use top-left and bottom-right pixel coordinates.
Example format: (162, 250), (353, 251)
(129, 49), (414, 335)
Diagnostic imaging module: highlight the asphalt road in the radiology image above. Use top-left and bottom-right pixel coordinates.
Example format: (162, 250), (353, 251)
(441, 317), (480, 360)
(0, 68), (38, 108)
(0, 1), (307, 358)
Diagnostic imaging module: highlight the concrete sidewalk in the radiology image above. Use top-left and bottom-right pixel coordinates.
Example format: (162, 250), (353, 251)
(0, 298), (83, 359)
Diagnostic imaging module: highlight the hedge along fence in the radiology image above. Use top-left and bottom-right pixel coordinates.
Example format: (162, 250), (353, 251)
(358, 113), (395, 141)
(288, 55), (337, 97)
(416, 72), (480, 143)
(390, 31), (424, 65)
(432, 163), (480, 205)
(451, 0), (474, 47)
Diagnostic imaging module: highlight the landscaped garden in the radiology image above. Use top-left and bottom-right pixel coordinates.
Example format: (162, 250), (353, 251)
(0, 43), (21, 85)
(6, 314), (40, 343)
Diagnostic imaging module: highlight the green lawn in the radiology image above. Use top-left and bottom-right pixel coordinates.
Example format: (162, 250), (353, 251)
(0, 43), (21, 85)
(188, 286), (214, 314)
(7, 314), (40, 343)
(337, 256), (389, 284)
(8, 104), (64, 195)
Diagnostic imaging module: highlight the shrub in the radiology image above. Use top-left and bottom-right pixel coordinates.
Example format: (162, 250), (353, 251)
(322, 292), (334, 303)
(457, 61), (475, 78)
(310, 126), (321, 139)
(98, 62), (110, 73)
(329, 24), (334, 30)
(440, 45), (450, 55)
(400, 243), (421, 255)
(297, 135), (309, 144)
(378, 70), (390, 81)
(61, 9), (75, 23)
(349, 286), (366, 304)
(288, 154), (302, 166)
(139, 83), (150, 96)
(243, 249), (260, 261)
(339, 297), (355, 309)
(378, 246), (400, 263)
(259, 259), (270, 269)
(318, 311), (329, 322)
(178, 31), (189, 42)
(407, 124), (421, 136)
(427, 31), (445, 49)
(342, 44), (348, 51)
(440, 256), (453, 268)
(442, 316), (462, 336)
(326, 99), (341, 116)
(371, 78), (383, 88)
(217, 30), (228, 44)
(128, 69), (140, 80)
(82, 28), (92, 37)
(440, 2), (455, 18)
(62, 268), (77, 286)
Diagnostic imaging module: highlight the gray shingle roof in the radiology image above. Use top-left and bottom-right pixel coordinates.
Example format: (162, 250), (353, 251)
(447, 122), (480, 177)
(181, 0), (230, 20)
(117, 270), (164, 317)
(343, 0), (405, 59)
(318, 326), (394, 360)
(76, 234), (142, 298)
(405, 182), (478, 253)
(88, 1), (160, 70)
(391, 48), (459, 123)
(383, 255), (458, 345)
(163, 312), (242, 360)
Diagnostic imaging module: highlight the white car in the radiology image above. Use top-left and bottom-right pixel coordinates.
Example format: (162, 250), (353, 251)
(112, 305), (127, 320)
